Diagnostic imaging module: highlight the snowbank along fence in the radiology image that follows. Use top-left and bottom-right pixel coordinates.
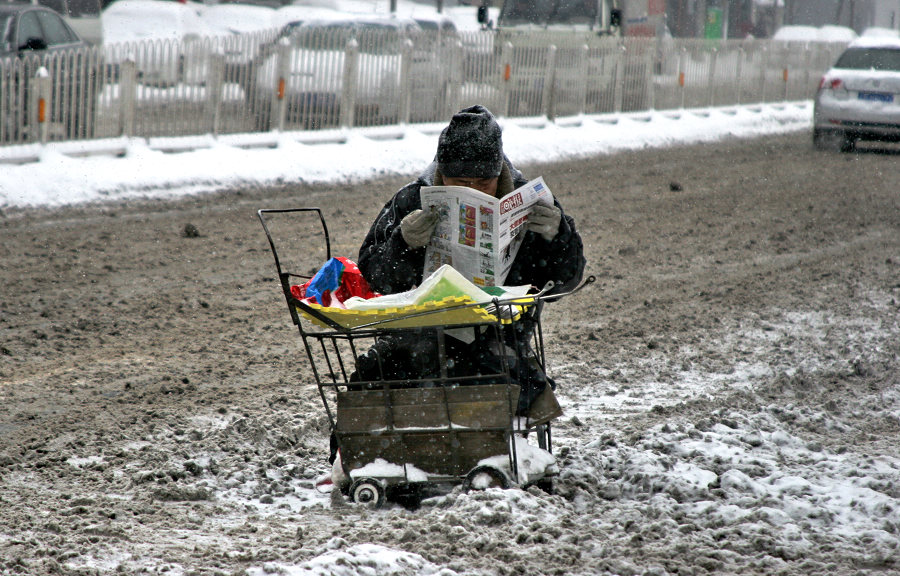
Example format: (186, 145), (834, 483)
(0, 28), (847, 151)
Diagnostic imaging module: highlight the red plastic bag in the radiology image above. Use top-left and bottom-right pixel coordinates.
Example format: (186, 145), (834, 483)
(291, 257), (379, 308)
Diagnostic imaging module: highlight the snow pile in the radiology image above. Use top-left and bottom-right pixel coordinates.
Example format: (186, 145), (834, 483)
(0, 103), (812, 209)
(246, 393), (898, 576)
(247, 542), (457, 576)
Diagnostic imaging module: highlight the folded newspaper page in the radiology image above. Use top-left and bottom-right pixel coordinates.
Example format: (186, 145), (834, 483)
(420, 176), (554, 287)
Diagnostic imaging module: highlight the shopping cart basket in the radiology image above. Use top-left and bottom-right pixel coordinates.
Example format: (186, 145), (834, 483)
(258, 207), (593, 507)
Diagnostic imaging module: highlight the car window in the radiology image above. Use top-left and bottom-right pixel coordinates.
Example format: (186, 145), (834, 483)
(291, 23), (350, 51)
(293, 21), (404, 55)
(501, 0), (554, 25)
(1, 15), (14, 48)
(549, 0), (597, 24)
(37, 0), (101, 18)
(16, 11), (43, 48)
(835, 47), (900, 72)
(38, 0), (68, 16)
(66, 0), (101, 17)
(415, 19), (438, 32)
(36, 10), (77, 45)
(355, 23), (403, 54)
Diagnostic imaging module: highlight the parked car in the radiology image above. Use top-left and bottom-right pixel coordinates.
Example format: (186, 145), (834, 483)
(413, 14), (459, 43)
(860, 27), (900, 40)
(1, 2), (99, 141)
(772, 25), (857, 44)
(269, 4), (339, 30)
(251, 16), (431, 129)
(813, 36), (900, 152)
(12, 0), (103, 45)
(202, 2), (275, 37)
(200, 2), (276, 86)
(411, 15), (462, 121)
(1, 2), (91, 57)
(102, 0), (213, 87)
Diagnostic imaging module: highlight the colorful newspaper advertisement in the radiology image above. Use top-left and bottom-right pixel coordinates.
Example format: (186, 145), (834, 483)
(419, 176), (554, 287)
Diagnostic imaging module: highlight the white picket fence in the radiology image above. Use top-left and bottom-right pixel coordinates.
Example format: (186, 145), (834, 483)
(0, 28), (848, 150)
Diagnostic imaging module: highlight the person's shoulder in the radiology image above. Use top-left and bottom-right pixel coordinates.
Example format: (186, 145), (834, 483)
(389, 180), (425, 213)
(503, 156), (527, 186)
(418, 162), (438, 186)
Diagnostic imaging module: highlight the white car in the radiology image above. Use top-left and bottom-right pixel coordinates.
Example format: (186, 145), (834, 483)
(860, 27), (900, 40)
(103, 0), (214, 87)
(200, 3), (276, 86)
(813, 36), (900, 152)
(252, 16), (428, 129)
(772, 25), (857, 44)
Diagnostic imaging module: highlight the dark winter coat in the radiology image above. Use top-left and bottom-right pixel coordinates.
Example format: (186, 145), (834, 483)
(353, 157), (586, 417)
(358, 158), (586, 296)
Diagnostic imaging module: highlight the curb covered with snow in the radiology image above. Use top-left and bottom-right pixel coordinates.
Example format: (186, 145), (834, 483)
(0, 102), (812, 210)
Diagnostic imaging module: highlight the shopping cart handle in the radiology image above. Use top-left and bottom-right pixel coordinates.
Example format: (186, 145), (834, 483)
(534, 275), (596, 303)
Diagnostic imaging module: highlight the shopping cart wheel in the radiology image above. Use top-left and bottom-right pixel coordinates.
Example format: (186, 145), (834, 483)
(463, 466), (510, 492)
(533, 477), (554, 494)
(349, 478), (385, 508)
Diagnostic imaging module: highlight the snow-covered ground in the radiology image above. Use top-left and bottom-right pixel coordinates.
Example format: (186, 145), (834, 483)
(0, 102), (812, 209)
(3, 99), (899, 575)
(3, 4), (898, 576)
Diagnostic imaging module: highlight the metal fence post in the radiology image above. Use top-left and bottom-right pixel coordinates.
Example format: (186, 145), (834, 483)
(679, 48), (687, 109)
(206, 53), (225, 136)
(446, 40), (463, 117)
(120, 59), (136, 137)
(707, 46), (717, 107)
(782, 65), (789, 101)
(578, 44), (589, 115)
(759, 44), (768, 103)
(735, 45), (744, 105)
(36, 67), (51, 144)
(340, 38), (359, 129)
(646, 39), (656, 111)
(802, 48), (812, 99)
(499, 41), (512, 118)
(613, 42), (624, 114)
(542, 44), (557, 120)
(399, 38), (413, 125)
(275, 41), (290, 132)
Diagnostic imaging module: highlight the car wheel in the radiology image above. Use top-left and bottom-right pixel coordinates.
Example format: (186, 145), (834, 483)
(839, 136), (857, 153)
(813, 128), (846, 152)
(533, 477), (554, 494)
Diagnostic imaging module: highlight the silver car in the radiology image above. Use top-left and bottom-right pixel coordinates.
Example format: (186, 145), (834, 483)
(813, 37), (900, 152)
(251, 16), (430, 130)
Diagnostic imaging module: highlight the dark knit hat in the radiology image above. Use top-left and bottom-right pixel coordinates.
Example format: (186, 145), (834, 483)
(436, 105), (503, 179)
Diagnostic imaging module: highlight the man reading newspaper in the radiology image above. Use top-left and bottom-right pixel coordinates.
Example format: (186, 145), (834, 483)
(355, 105), (585, 425)
(420, 175), (556, 288)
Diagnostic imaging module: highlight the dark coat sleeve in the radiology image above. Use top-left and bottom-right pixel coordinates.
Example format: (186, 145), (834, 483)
(358, 161), (586, 297)
(505, 199), (586, 296)
(357, 180), (428, 294)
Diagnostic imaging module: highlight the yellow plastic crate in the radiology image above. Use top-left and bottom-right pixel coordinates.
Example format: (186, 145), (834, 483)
(297, 295), (529, 331)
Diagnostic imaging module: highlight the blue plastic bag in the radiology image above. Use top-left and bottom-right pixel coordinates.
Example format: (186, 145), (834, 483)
(304, 258), (345, 306)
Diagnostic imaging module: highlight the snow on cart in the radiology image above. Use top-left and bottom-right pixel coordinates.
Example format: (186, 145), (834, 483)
(258, 207), (593, 507)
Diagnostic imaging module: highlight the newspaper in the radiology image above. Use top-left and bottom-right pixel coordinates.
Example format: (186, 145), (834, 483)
(419, 176), (554, 287)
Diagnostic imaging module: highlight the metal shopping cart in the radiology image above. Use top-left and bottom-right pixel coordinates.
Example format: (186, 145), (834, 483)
(258, 207), (593, 507)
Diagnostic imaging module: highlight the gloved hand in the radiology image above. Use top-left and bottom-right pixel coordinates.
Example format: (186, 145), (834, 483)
(527, 204), (561, 241)
(400, 209), (439, 248)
